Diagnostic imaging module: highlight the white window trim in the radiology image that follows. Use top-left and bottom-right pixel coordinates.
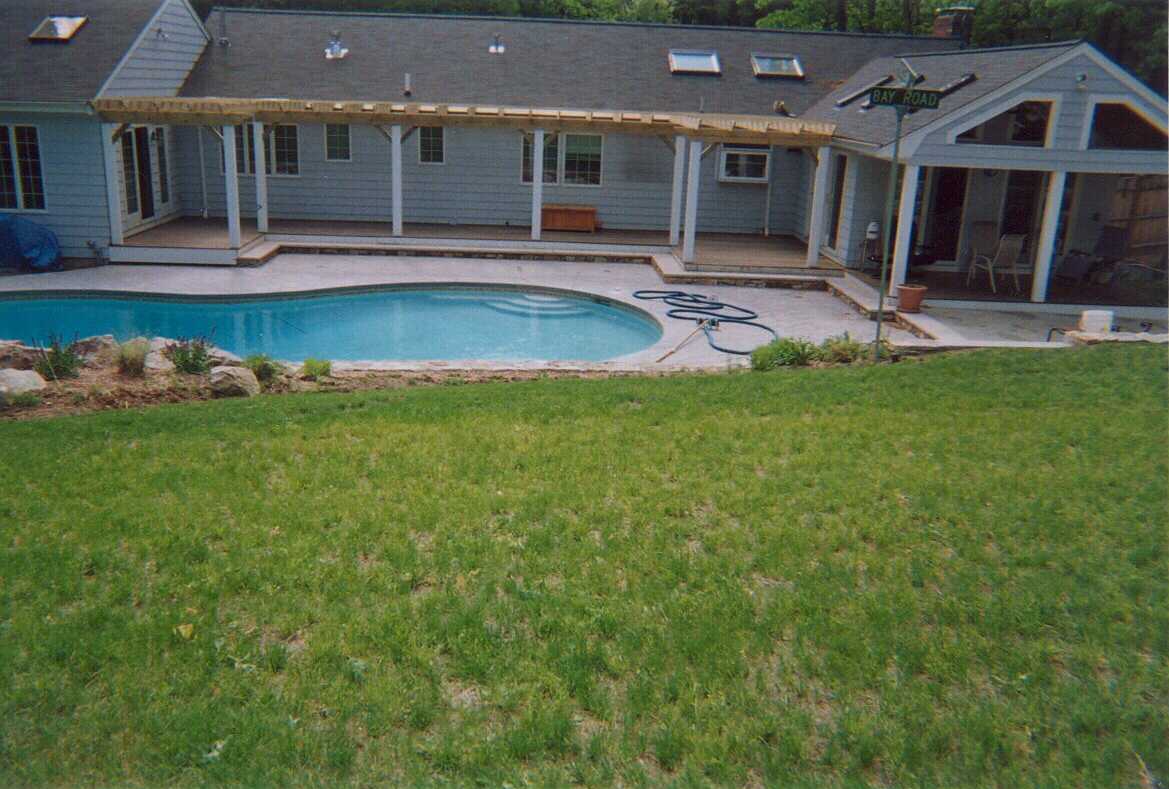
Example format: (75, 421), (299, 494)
(519, 131), (559, 185)
(1, 124), (48, 213)
(561, 132), (604, 188)
(717, 145), (771, 184)
(418, 126), (446, 166)
(668, 49), (721, 75)
(324, 123), (352, 163)
(751, 52), (804, 79)
(945, 92), (1063, 148)
(1077, 94), (1169, 150)
(222, 124), (301, 178)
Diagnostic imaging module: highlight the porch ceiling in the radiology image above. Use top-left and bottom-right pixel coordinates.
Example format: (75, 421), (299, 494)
(90, 97), (835, 146)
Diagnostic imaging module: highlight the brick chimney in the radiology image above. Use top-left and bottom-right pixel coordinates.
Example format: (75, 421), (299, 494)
(932, 6), (975, 45)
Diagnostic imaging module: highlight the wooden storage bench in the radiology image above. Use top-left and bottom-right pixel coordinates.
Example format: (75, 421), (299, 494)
(541, 203), (598, 232)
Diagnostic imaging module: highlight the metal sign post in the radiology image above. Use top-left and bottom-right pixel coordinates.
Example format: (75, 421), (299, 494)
(871, 78), (943, 361)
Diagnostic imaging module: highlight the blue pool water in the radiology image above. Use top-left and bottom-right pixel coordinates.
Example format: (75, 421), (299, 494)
(0, 288), (662, 361)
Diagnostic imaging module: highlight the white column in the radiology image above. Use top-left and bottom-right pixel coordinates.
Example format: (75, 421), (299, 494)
(252, 121), (268, 233)
(530, 128), (544, 240)
(805, 146), (832, 267)
(101, 124), (124, 246)
(390, 124), (403, 237)
(889, 164), (921, 294)
(1030, 170), (1067, 303)
(222, 125), (242, 249)
(669, 134), (686, 246)
(681, 139), (702, 263)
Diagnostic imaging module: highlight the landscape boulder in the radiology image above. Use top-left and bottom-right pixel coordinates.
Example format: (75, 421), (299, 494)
(144, 337), (175, 372)
(209, 365), (260, 397)
(208, 346), (244, 367)
(0, 340), (39, 370)
(73, 334), (118, 362)
(0, 368), (46, 404)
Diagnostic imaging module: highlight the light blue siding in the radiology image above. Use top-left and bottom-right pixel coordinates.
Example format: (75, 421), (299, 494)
(911, 52), (1167, 174)
(100, 0), (209, 98)
(834, 154), (891, 267)
(0, 112), (108, 260)
(176, 125), (808, 236)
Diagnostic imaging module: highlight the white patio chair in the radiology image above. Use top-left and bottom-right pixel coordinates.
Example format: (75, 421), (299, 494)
(967, 233), (1026, 294)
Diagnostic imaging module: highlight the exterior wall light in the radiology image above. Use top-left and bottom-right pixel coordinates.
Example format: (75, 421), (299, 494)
(488, 34), (505, 55)
(325, 31), (349, 60)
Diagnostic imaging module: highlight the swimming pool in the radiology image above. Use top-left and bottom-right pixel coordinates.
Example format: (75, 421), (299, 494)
(0, 287), (662, 362)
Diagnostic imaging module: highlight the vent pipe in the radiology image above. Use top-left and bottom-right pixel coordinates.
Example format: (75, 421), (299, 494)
(403, 73), (412, 97)
(217, 8), (229, 47)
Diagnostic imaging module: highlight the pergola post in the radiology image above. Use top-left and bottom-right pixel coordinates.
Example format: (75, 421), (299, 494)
(390, 124), (403, 237)
(669, 134), (686, 246)
(681, 138), (702, 263)
(222, 124), (242, 249)
(101, 123), (124, 246)
(889, 164), (921, 295)
(1030, 170), (1067, 303)
(253, 121), (268, 233)
(805, 146), (832, 267)
(531, 128), (544, 240)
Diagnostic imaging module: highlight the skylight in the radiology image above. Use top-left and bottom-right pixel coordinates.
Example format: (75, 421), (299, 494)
(752, 53), (804, 78)
(28, 16), (87, 42)
(668, 50), (721, 75)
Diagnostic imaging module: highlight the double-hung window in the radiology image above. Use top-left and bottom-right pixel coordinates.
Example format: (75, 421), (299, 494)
(563, 134), (602, 186)
(222, 124), (298, 175)
(521, 132), (559, 184)
(521, 132), (602, 186)
(718, 145), (770, 183)
(325, 124), (350, 161)
(419, 127), (444, 164)
(0, 125), (46, 210)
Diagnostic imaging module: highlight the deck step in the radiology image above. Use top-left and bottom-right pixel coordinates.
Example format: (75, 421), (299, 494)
(825, 274), (899, 319)
(686, 262), (844, 278)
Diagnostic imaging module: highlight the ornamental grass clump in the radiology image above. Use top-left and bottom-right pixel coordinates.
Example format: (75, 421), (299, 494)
(116, 339), (149, 377)
(300, 358), (332, 380)
(244, 354), (282, 386)
(818, 333), (869, 364)
(750, 337), (820, 370)
(165, 337), (213, 375)
(33, 335), (82, 380)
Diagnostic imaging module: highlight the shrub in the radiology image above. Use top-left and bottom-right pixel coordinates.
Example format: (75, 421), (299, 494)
(244, 354), (282, 386)
(819, 333), (869, 364)
(33, 335), (82, 380)
(165, 337), (213, 375)
(301, 358), (331, 380)
(3, 391), (41, 409)
(750, 337), (820, 371)
(117, 339), (149, 377)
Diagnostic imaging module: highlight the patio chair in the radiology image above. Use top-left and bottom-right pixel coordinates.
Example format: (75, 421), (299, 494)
(967, 233), (1026, 294)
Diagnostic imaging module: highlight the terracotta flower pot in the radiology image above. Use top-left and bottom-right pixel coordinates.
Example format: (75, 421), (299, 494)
(897, 284), (928, 313)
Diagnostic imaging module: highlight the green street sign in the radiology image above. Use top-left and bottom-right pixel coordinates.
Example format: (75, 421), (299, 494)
(869, 86), (943, 109)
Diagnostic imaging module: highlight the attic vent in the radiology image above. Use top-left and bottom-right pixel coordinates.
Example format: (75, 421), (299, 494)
(752, 53), (804, 79)
(28, 16), (87, 42)
(938, 72), (978, 96)
(325, 31), (349, 60)
(668, 50), (721, 75)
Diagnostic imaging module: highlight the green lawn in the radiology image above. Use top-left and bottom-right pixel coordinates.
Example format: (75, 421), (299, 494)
(1, 346), (1166, 786)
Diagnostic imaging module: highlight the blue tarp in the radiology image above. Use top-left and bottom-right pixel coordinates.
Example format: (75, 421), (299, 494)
(0, 214), (62, 271)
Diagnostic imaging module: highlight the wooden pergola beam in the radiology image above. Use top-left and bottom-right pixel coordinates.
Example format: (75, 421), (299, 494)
(90, 97), (836, 147)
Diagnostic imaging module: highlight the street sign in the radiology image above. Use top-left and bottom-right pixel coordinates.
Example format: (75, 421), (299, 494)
(869, 86), (944, 110)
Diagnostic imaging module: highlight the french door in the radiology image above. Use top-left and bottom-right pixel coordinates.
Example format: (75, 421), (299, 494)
(121, 125), (173, 230)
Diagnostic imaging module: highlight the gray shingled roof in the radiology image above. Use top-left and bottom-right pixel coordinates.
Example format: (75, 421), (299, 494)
(180, 9), (960, 114)
(0, 0), (168, 103)
(802, 40), (1082, 146)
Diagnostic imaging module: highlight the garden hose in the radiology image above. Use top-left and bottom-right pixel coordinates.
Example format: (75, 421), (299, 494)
(632, 290), (778, 356)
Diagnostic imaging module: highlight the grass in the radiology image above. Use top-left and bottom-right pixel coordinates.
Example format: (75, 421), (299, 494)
(1, 345), (1166, 786)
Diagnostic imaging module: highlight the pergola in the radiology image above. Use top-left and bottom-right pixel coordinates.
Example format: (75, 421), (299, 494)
(91, 97), (836, 263)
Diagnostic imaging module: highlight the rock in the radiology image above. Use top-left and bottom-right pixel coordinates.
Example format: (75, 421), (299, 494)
(149, 337), (176, 353)
(208, 346), (244, 367)
(145, 350), (175, 372)
(209, 365), (260, 397)
(73, 334), (118, 361)
(0, 340), (39, 370)
(0, 369), (46, 404)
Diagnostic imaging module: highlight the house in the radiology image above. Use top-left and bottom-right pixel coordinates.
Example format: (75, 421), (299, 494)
(1, 0), (1165, 310)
